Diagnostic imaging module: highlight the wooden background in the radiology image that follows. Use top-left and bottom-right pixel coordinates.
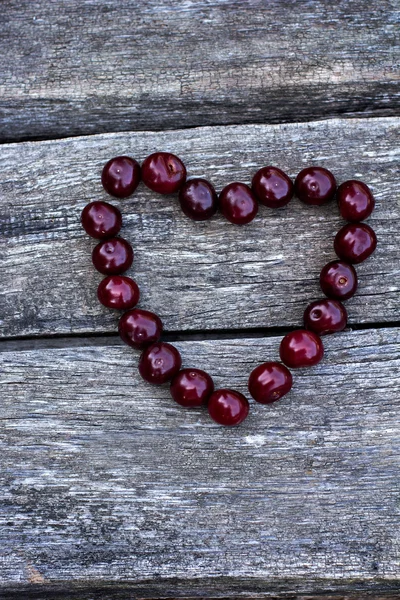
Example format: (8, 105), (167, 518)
(0, 1), (399, 599)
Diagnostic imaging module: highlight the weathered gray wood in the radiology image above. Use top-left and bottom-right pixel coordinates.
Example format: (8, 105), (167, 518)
(0, 328), (399, 595)
(1, 117), (399, 338)
(0, 0), (399, 141)
(3, 594), (400, 600)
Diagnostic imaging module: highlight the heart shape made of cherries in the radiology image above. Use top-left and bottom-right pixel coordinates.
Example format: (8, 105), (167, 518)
(81, 152), (377, 427)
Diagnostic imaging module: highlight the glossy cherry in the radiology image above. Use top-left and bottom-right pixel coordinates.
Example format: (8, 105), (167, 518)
(92, 237), (133, 274)
(178, 178), (218, 221)
(141, 152), (186, 194)
(101, 156), (141, 198)
(337, 180), (375, 222)
(138, 342), (182, 384)
(207, 389), (249, 426)
(304, 299), (347, 335)
(97, 275), (139, 310)
(219, 182), (258, 225)
(295, 167), (336, 205)
(252, 166), (293, 208)
(280, 330), (324, 369)
(118, 308), (163, 349)
(248, 362), (293, 404)
(170, 368), (214, 407)
(320, 260), (358, 300)
(81, 201), (122, 239)
(334, 223), (377, 264)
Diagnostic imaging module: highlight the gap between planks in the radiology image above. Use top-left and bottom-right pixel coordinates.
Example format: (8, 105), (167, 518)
(1, 584), (400, 600)
(2, 107), (398, 145)
(1, 321), (400, 353)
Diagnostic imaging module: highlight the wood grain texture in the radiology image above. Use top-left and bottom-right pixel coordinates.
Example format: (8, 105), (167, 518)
(1, 117), (399, 339)
(0, 0), (399, 141)
(2, 590), (400, 600)
(0, 328), (399, 595)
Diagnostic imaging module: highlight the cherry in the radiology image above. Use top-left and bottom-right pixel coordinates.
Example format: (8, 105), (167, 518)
(337, 180), (375, 222)
(304, 299), (347, 335)
(178, 178), (218, 221)
(97, 275), (139, 310)
(280, 330), (324, 368)
(101, 156), (141, 198)
(141, 152), (186, 194)
(219, 182), (258, 225)
(320, 260), (358, 300)
(83, 157), (375, 428)
(295, 167), (336, 205)
(252, 166), (293, 208)
(248, 362), (293, 404)
(208, 389), (249, 426)
(334, 223), (377, 264)
(139, 342), (182, 384)
(92, 237), (133, 275)
(119, 309), (163, 349)
(170, 368), (214, 407)
(81, 201), (122, 239)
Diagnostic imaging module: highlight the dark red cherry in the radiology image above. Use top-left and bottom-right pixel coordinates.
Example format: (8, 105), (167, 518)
(295, 167), (336, 205)
(280, 330), (324, 369)
(178, 178), (218, 221)
(337, 180), (375, 222)
(92, 237), (133, 275)
(208, 389), (249, 426)
(138, 342), (182, 384)
(101, 156), (141, 198)
(334, 223), (377, 264)
(248, 362), (293, 404)
(141, 152), (186, 194)
(97, 275), (139, 310)
(119, 308), (162, 349)
(320, 260), (358, 301)
(81, 201), (122, 239)
(219, 182), (258, 225)
(170, 368), (214, 407)
(304, 299), (347, 335)
(252, 166), (293, 208)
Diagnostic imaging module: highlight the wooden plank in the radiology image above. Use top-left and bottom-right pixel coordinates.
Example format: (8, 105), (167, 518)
(0, 0), (399, 141)
(2, 591), (400, 600)
(2, 589), (400, 600)
(0, 328), (399, 596)
(1, 117), (399, 339)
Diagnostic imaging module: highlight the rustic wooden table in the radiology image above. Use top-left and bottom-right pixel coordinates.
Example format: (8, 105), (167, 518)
(1, 1), (399, 599)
